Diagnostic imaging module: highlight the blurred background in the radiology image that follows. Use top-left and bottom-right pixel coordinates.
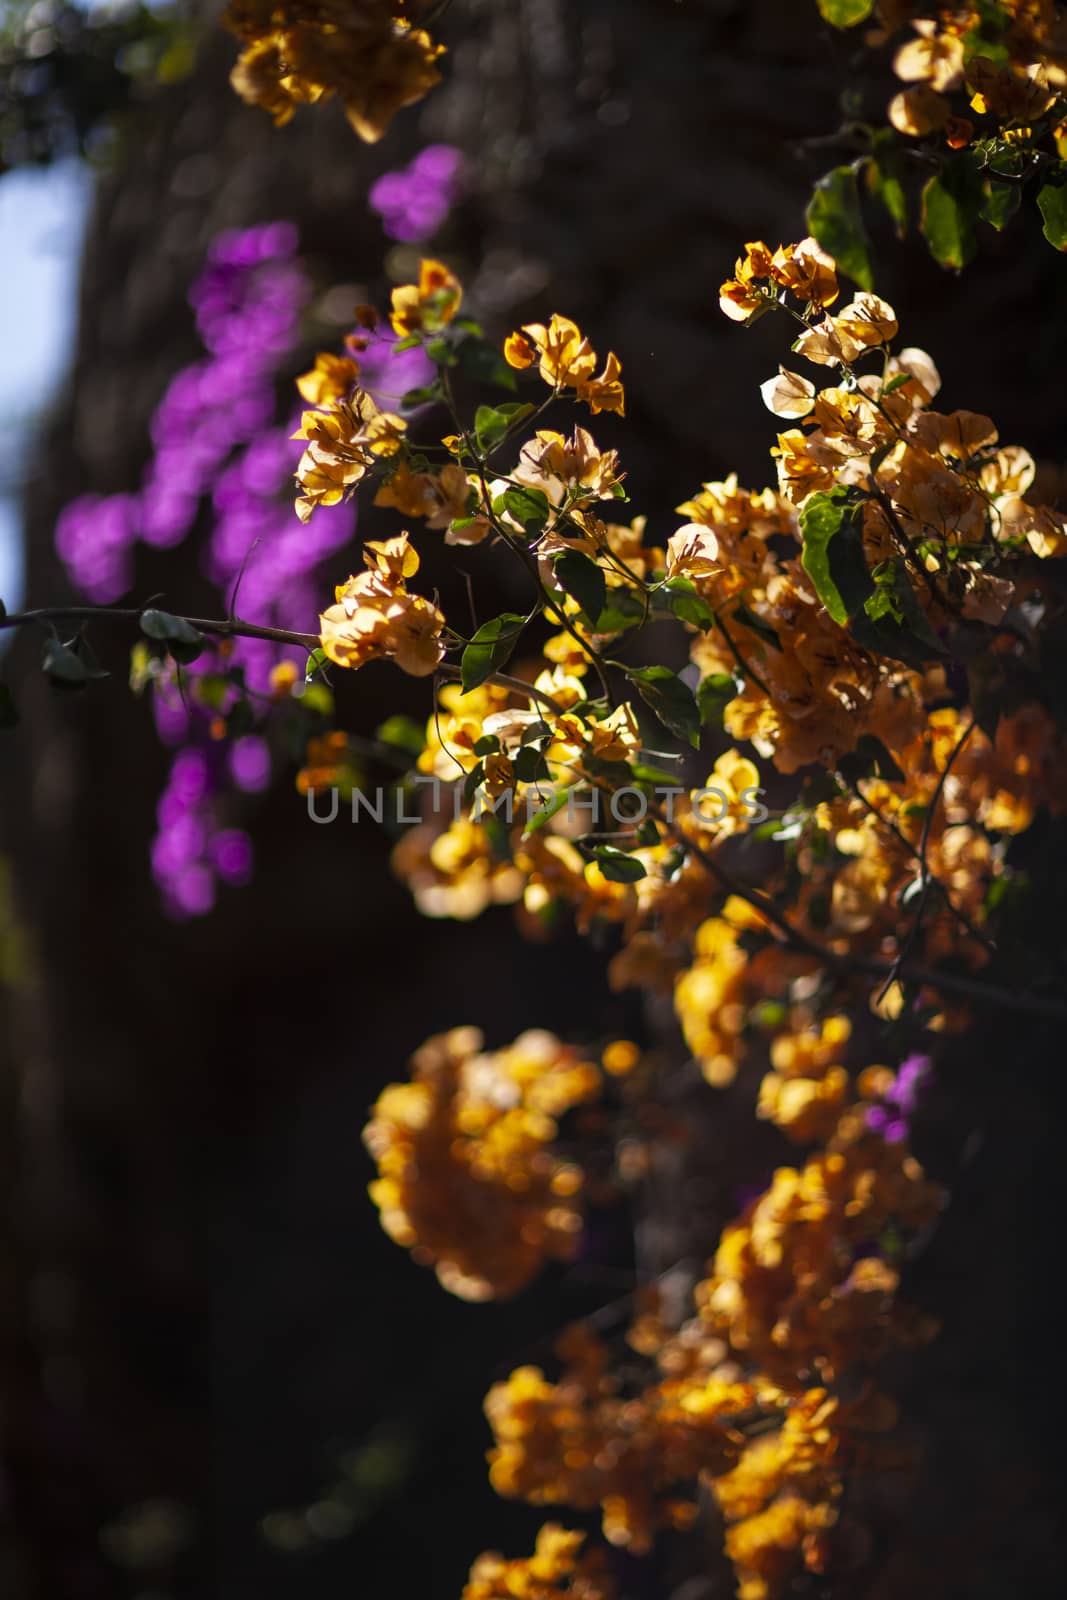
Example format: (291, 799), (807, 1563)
(2, 2), (1067, 1597)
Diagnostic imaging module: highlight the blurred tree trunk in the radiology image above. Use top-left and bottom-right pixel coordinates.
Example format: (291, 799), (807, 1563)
(2, 4), (1065, 1598)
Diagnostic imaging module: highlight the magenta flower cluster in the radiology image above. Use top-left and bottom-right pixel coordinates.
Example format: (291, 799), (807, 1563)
(368, 144), (463, 242)
(55, 156), (459, 919)
(866, 1054), (933, 1143)
(56, 223), (308, 603)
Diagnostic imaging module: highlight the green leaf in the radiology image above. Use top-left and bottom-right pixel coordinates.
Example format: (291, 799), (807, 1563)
(1037, 165), (1067, 250)
(513, 743), (551, 783)
(837, 734), (906, 784)
(460, 612), (527, 691)
(523, 786), (571, 837)
(730, 604), (781, 651)
(592, 589), (646, 636)
(800, 491), (851, 626)
(140, 609), (205, 663)
(457, 336), (518, 390)
(591, 846), (647, 884)
(480, 810), (512, 862)
(631, 761), (682, 786)
(624, 664), (701, 749)
(981, 178), (1021, 232)
(920, 158), (982, 270)
(816, 0), (873, 24)
(494, 485), (551, 536)
(194, 673), (230, 711)
(41, 637), (88, 687)
(474, 404), (513, 451)
(227, 698), (255, 738)
(425, 337), (458, 366)
(806, 166), (873, 289)
(305, 646), (329, 683)
(299, 682), (334, 718)
(399, 383), (442, 409)
(867, 130), (908, 238)
(554, 550), (606, 625)
(661, 576), (713, 631)
(0, 683), (17, 729)
(376, 715), (426, 758)
(696, 672), (739, 728)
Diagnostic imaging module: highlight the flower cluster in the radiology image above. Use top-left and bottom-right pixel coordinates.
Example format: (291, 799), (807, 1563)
(318, 531), (445, 674)
(293, 245), (1067, 1597)
(223, 0), (444, 142)
(369, 143), (463, 242)
(149, 744), (255, 919)
(813, 2), (1067, 264)
(462, 1525), (612, 1600)
(363, 1027), (601, 1300)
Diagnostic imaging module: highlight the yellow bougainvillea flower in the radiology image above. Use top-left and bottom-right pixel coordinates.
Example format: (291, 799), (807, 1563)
(504, 314), (626, 415)
(318, 530), (445, 676)
(374, 460), (474, 532)
(893, 22), (964, 94)
(292, 388), (407, 521)
(888, 84), (950, 136)
(577, 350), (626, 416)
(390, 257), (463, 336)
(296, 351), (360, 406)
(224, 3), (445, 144)
(967, 58), (1055, 121)
(666, 521), (722, 580)
(770, 237), (838, 308)
(760, 367), (817, 420)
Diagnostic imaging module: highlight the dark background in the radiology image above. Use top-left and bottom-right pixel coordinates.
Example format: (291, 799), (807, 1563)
(2, 3), (1067, 1596)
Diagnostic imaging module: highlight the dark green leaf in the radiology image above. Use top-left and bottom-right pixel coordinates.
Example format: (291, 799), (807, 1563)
(554, 550), (607, 625)
(696, 671), (739, 728)
(816, 0), (873, 23)
(592, 846), (647, 883)
(42, 637), (88, 687)
(474, 405), (513, 451)
(227, 699), (255, 738)
(730, 604), (781, 651)
(920, 157), (982, 269)
(1037, 165), (1067, 250)
(457, 336), (518, 390)
(473, 734), (501, 756)
(495, 485), (551, 535)
(463, 761), (485, 805)
(513, 743), (551, 783)
(399, 384), (442, 409)
(806, 165), (873, 289)
(480, 810), (512, 861)
(661, 576), (713, 631)
(140, 609), (205, 665)
(624, 664), (701, 749)
(837, 734), (906, 783)
(460, 612), (527, 691)
(425, 337), (458, 366)
(981, 178), (1021, 232)
(592, 589), (646, 636)
(375, 714), (425, 758)
(631, 761), (682, 786)
(867, 130), (908, 238)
